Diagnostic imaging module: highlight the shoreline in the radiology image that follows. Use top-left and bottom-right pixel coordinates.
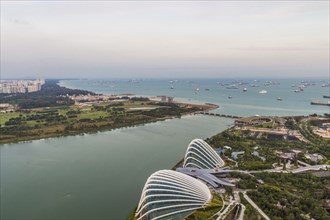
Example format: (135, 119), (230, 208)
(1, 79), (221, 145)
(0, 115), (176, 146)
(0, 101), (219, 145)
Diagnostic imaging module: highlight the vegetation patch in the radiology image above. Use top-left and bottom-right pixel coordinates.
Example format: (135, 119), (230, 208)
(247, 173), (330, 220)
(185, 193), (223, 220)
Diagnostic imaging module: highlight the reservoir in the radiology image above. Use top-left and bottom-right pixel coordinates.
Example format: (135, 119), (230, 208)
(1, 115), (233, 219)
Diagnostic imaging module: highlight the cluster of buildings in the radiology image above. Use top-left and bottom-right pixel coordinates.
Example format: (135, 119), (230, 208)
(68, 94), (119, 105)
(274, 149), (324, 163)
(159, 96), (174, 103)
(0, 103), (16, 113)
(135, 139), (235, 220)
(0, 79), (45, 94)
(319, 123), (330, 133)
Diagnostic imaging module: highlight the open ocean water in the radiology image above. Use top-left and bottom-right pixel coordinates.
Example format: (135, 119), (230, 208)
(60, 78), (330, 116)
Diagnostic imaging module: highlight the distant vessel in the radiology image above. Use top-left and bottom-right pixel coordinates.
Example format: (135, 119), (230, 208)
(226, 84), (238, 89)
(323, 95), (330, 98)
(170, 86), (174, 89)
(259, 90), (267, 94)
(277, 97), (282, 101)
(298, 85), (305, 91)
(228, 95), (232, 99)
(243, 88), (247, 92)
(205, 88), (210, 91)
(311, 101), (330, 106)
(294, 90), (300, 93)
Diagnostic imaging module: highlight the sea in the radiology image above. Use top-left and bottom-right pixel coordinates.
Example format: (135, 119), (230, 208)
(60, 78), (329, 116)
(1, 77), (329, 220)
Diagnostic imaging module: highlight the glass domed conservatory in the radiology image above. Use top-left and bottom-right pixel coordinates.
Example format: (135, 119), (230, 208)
(135, 170), (212, 220)
(183, 139), (225, 169)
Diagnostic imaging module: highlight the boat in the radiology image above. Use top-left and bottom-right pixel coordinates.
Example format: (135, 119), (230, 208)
(243, 88), (247, 92)
(294, 90), (300, 93)
(226, 84), (238, 89)
(277, 97), (282, 101)
(205, 88), (210, 91)
(259, 90), (267, 94)
(323, 95), (330, 98)
(228, 95), (232, 99)
(170, 86), (174, 89)
(311, 101), (330, 106)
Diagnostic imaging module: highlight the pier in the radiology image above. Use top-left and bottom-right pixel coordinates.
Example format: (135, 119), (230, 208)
(197, 111), (242, 119)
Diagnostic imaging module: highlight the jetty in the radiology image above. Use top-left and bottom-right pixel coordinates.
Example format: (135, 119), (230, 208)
(198, 112), (242, 119)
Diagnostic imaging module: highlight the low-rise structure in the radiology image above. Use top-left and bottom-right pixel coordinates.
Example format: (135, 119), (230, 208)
(231, 151), (245, 160)
(305, 153), (324, 162)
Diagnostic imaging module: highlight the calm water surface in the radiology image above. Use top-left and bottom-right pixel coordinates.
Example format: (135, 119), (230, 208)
(60, 78), (330, 116)
(1, 115), (233, 220)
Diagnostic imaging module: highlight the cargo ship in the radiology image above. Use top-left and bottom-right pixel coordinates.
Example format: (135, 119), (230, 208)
(311, 101), (330, 106)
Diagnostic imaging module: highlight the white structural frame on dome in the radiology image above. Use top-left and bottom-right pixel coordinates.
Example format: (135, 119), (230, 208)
(183, 139), (225, 169)
(135, 170), (212, 220)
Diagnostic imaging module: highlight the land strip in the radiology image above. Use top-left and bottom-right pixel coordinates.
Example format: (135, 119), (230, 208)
(0, 80), (216, 144)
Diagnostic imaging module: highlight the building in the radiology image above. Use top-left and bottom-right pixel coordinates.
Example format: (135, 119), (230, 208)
(183, 139), (225, 169)
(167, 97), (174, 103)
(305, 153), (324, 162)
(135, 170), (212, 220)
(231, 151), (245, 160)
(0, 79), (44, 94)
(176, 167), (235, 188)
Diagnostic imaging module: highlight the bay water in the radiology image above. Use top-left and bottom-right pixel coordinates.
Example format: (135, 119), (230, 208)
(1, 115), (233, 219)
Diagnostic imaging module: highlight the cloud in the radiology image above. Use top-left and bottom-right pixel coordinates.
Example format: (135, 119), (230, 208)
(0, 1), (329, 78)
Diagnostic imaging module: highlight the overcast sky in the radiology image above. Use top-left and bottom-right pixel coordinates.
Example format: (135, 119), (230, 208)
(1, 1), (329, 79)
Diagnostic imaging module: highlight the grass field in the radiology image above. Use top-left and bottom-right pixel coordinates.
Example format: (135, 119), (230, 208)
(0, 112), (20, 125)
(0, 100), (200, 144)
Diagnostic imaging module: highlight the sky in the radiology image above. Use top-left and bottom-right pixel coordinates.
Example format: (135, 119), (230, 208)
(1, 1), (329, 79)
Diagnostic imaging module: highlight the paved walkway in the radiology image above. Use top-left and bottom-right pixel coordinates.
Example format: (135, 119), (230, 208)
(237, 204), (246, 220)
(242, 192), (270, 220)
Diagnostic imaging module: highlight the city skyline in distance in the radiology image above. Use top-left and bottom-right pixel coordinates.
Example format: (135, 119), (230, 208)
(1, 1), (329, 79)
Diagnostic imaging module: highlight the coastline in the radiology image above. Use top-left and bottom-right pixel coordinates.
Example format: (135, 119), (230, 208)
(0, 79), (221, 145)
(0, 101), (219, 145)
